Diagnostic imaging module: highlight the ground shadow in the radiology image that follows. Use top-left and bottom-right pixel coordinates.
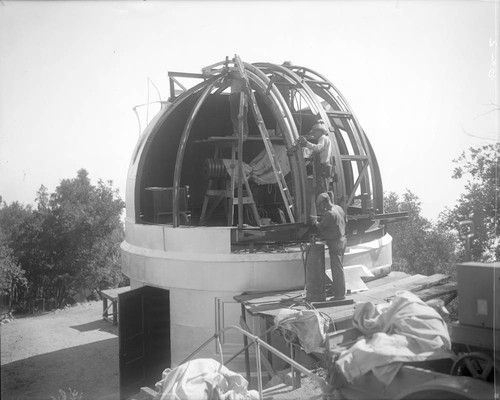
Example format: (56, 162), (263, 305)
(1, 337), (119, 400)
(70, 319), (118, 335)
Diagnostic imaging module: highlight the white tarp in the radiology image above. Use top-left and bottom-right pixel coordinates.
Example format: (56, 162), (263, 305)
(274, 309), (330, 354)
(154, 358), (258, 400)
(335, 290), (455, 385)
(248, 144), (290, 185)
(221, 144), (291, 186)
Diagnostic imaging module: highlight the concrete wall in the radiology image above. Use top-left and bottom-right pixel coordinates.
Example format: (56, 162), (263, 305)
(121, 221), (392, 365)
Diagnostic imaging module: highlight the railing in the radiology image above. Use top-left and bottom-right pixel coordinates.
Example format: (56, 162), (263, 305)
(179, 325), (327, 400)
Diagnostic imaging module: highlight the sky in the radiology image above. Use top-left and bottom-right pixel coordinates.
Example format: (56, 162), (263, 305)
(0, 0), (498, 221)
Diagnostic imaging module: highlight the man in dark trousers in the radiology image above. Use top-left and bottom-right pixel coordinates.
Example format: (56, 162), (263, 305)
(311, 192), (347, 299)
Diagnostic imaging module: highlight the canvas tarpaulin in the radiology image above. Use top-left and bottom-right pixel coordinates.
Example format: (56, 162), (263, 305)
(154, 358), (258, 400)
(221, 144), (291, 186)
(274, 309), (331, 354)
(335, 290), (455, 385)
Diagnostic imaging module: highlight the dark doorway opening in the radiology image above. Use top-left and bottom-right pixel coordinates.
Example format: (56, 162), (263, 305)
(119, 286), (170, 400)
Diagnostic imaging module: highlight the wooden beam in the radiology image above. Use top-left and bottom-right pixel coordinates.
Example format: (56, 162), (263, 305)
(237, 93), (244, 228)
(168, 71), (206, 79)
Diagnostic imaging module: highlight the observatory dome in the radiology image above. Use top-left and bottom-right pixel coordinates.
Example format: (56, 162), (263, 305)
(121, 56), (393, 367)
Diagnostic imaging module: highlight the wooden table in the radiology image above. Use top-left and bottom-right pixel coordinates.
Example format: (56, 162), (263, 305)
(101, 286), (131, 325)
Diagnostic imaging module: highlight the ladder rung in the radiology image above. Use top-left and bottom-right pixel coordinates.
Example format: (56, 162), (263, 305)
(341, 155), (368, 161)
(327, 110), (353, 118)
(305, 79), (332, 87)
(231, 197), (256, 205)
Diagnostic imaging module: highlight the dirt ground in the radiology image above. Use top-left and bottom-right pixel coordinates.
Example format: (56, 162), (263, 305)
(0, 301), (324, 400)
(1, 301), (119, 400)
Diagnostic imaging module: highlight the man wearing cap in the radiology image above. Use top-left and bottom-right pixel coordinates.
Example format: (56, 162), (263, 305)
(228, 70), (249, 137)
(311, 193), (347, 299)
(298, 123), (333, 193)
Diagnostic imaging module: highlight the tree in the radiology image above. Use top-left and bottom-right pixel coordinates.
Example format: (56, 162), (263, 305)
(384, 190), (458, 277)
(441, 143), (499, 261)
(0, 169), (126, 310)
(0, 243), (27, 311)
(42, 169), (126, 305)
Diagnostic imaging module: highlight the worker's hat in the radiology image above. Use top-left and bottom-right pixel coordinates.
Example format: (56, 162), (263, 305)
(311, 123), (328, 134)
(316, 192), (332, 206)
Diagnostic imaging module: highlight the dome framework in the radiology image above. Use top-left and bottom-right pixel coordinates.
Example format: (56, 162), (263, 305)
(121, 56), (401, 366)
(131, 55), (399, 248)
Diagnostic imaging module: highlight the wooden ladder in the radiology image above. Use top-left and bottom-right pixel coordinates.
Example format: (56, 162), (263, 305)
(234, 55), (295, 223)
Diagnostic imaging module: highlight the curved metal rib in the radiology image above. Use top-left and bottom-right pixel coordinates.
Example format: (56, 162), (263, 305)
(172, 76), (225, 227)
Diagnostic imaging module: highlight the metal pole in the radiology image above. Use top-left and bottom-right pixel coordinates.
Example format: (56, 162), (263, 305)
(179, 325), (326, 391)
(255, 341), (263, 399)
(179, 333), (217, 366)
(215, 334), (224, 367)
(224, 324), (274, 366)
(227, 325), (324, 388)
(241, 305), (251, 384)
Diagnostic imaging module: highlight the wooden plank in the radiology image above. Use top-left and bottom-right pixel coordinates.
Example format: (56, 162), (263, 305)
(311, 298), (355, 308)
(365, 271), (410, 288)
(239, 275), (402, 317)
(235, 288), (303, 305)
(363, 274), (428, 293)
(101, 286), (131, 301)
(356, 274), (449, 303)
(320, 274), (451, 324)
(238, 272), (411, 306)
(236, 274), (451, 331)
(409, 282), (457, 302)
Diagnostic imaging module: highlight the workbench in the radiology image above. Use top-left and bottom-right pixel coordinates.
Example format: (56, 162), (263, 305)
(101, 286), (131, 325)
(234, 271), (457, 383)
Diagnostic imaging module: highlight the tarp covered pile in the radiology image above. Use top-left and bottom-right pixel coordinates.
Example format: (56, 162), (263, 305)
(335, 290), (455, 385)
(154, 358), (258, 400)
(274, 309), (331, 354)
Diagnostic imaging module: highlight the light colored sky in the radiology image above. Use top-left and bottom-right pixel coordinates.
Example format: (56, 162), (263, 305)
(0, 0), (498, 221)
